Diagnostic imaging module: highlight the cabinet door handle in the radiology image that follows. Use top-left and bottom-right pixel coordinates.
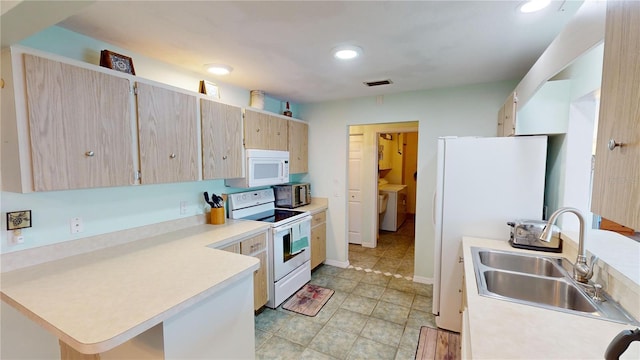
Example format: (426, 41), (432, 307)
(85, 151), (94, 157)
(169, 153), (177, 159)
(222, 155), (228, 160)
(608, 139), (624, 151)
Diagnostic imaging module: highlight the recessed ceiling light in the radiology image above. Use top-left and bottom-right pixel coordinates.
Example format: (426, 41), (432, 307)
(333, 45), (363, 60)
(520, 0), (551, 13)
(204, 64), (233, 75)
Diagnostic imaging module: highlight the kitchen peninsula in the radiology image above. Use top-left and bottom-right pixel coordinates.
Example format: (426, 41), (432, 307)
(1, 220), (269, 359)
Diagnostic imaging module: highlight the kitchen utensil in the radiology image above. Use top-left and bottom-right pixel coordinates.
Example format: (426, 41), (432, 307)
(203, 192), (215, 207)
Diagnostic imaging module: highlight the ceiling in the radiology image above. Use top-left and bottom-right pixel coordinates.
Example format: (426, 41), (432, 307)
(42, 1), (583, 103)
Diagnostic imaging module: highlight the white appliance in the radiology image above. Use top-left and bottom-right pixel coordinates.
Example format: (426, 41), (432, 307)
(379, 184), (408, 231)
(228, 189), (311, 309)
(225, 149), (289, 188)
(433, 135), (547, 332)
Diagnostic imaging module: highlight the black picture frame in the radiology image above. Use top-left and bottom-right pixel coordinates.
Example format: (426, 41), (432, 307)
(6, 210), (32, 231)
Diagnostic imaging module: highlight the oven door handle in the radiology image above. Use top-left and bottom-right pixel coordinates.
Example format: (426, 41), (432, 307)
(290, 248), (306, 256)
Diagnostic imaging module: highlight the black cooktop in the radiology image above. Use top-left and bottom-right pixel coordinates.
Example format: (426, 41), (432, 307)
(242, 209), (304, 223)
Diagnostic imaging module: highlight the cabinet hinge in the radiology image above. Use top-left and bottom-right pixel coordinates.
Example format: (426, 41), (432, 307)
(135, 171), (141, 181)
(133, 84), (138, 95)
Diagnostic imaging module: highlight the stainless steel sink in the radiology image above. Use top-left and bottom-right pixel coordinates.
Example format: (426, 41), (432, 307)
(471, 247), (639, 325)
(483, 270), (597, 313)
(478, 250), (567, 277)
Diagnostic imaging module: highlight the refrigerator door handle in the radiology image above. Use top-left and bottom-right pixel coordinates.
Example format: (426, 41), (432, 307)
(432, 191), (436, 225)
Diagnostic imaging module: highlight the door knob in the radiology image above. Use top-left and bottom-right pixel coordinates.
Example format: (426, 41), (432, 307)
(608, 139), (623, 151)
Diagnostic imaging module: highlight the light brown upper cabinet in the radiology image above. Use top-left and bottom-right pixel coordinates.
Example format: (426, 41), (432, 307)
(497, 92), (517, 137)
(591, 0), (640, 230)
(288, 120), (308, 174)
(201, 99), (243, 179)
(244, 109), (288, 151)
(23, 54), (135, 191)
(136, 82), (199, 184)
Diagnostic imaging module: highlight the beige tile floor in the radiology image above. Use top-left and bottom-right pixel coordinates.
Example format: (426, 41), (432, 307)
(349, 217), (416, 279)
(255, 218), (434, 359)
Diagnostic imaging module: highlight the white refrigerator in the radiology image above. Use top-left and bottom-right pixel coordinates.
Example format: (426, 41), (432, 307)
(432, 136), (548, 332)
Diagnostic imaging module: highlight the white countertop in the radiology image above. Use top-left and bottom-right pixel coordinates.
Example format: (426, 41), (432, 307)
(0, 220), (269, 354)
(294, 197), (328, 214)
(379, 184), (407, 192)
(462, 236), (640, 359)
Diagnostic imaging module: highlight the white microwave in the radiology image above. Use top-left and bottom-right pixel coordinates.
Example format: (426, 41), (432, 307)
(225, 149), (289, 188)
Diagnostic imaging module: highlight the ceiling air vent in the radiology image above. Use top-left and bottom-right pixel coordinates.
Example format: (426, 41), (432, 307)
(363, 79), (393, 87)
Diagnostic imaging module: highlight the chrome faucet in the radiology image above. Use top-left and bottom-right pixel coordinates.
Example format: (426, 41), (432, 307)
(539, 207), (598, 283)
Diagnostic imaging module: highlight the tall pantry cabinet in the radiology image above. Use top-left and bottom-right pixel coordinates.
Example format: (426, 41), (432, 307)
(591, 0), (640, 230)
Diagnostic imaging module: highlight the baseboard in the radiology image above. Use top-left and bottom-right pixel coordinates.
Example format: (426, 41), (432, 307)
(323, 259), (350, 268)
(412, 275), (434, 284)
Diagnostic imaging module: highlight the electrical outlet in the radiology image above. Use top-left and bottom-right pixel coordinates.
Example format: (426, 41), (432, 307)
(9, 231), (24, 245)
(70, 217), (84, 234)
(180, 201), (188, 215)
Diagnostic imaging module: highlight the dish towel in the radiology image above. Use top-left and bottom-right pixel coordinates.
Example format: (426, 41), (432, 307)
(291, 222), (309, 254)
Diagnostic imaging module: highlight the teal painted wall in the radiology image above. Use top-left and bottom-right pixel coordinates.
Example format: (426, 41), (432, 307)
(0, 26), (298, 253)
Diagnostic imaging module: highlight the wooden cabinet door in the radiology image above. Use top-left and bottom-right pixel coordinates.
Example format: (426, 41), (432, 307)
(240, 232), (268, 310)
(252, 251), (268, 311)
(243, 109), (271, 149)
(288, 120), (308, 173)
(497, 106), (505, 137)
(591, 0), (640, 229)
(311, 211), (327, 269)
(136, 82), (198, 184)
(244, 109), (289, 151)
(201, 99), (243, 179)
(501, 92), (517, 137)
(268, 115), (288, 151)
(24, 54), (134, 191)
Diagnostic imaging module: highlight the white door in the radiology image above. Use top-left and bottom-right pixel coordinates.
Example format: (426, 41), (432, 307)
(348, 135), (364, 244)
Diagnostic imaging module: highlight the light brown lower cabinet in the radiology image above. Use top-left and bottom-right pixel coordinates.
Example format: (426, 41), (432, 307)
(219, 232), (268, 311)
(311, 210), (327, 269)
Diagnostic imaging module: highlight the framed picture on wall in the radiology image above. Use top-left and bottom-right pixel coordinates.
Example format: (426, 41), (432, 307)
(199, 80), (220, 98)
(100, 50), (136, 75)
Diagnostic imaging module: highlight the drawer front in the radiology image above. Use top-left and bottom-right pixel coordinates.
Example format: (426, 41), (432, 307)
(241, 232), (267, 255)
(311, 211), (326, 227)
(219, 242), (240, 254)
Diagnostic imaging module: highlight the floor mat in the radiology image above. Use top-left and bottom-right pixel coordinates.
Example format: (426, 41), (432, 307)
(282, 284), (334, 317)
(415, 326), (461, 360)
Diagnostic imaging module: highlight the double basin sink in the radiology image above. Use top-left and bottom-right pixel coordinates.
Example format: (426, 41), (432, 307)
(471, 247), (638, 325)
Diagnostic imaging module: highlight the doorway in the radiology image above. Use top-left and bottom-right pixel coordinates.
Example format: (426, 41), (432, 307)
(347, 122), (419, 278)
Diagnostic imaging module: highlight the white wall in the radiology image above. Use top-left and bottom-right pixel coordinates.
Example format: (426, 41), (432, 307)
(300, 81), (516, 280)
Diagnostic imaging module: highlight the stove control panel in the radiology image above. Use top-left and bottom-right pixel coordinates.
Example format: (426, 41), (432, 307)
(228, 188), (276, 211)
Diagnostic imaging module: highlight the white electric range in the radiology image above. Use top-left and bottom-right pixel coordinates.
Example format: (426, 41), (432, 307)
(228, 188), (312, 308)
